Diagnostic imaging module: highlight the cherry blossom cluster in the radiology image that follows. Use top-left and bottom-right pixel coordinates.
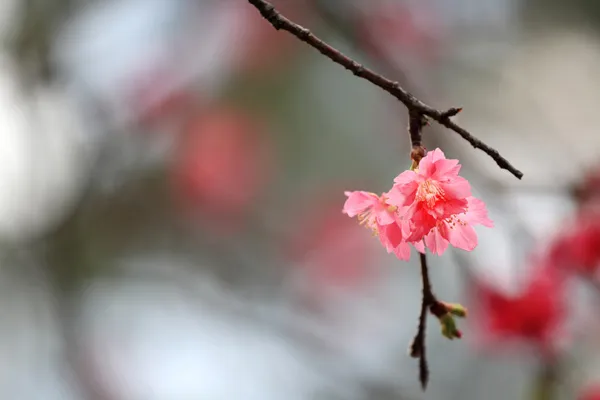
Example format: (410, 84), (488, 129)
(343, 148), (493, 259)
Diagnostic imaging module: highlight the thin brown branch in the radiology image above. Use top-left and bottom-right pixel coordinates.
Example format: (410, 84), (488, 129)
(408, 110), (427, 166)
(246, 0), (524, 180)
(409, 253), (437, 389)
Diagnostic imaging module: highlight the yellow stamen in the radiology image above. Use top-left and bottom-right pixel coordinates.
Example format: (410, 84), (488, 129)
(415, 179), (446, 209)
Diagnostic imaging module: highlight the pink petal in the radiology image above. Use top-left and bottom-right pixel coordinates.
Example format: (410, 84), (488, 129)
(412, 240), (426, 254)
(390, 173), (419, 206)
(342, 191), (377, 217)
(427, 197), (467, 220)
(393, 170), (419, 186)
(418, 148), (449, 177)
(398, 216), (414, 238)
(445, 197), (469, 215)
(404, 205), (436, 241)
(447, 222), (478, 251)
(464, 196), (494, 228)
(386, 184), (412, 207)
(439, 177), (472, 199)
(417, 152), (436, 177)
(374, 208), (395, 225)
(424, 228), (449, 256)
(428, 148), (447, 163)
(431, 158), (461, 179)
(393, 241), (412, 261)
(380, 222), (404, 250)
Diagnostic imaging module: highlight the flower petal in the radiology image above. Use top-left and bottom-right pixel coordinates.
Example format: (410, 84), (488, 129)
(390, 173), (419, 206)
(428, 148), (447, 163)
(424, 228), (450, 256)
(393, 241), (412, 261)
(439, 177), (471, 199)
(404, 204), (436, 241)
(342, 191), (377, 217)
(432, 158), (461, 179)
(380, 222), (404, 250)
(393, 169), (418, 185)
(412, 240), (426, 254)
(417, 151), (437, 177)
(464, 196), (494, 228)
(386, 185), (411, 208)
(374, 208), (395, 225)
(447, 221), (478, 251)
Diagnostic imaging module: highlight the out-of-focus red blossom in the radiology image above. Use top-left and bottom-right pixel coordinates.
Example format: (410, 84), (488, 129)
(546, 210), (600, 278)
(472, 262), (567, 358)
(171, 106), (273, 231)
(235, 1), (309, 75)
(286, 196), (378, 306)
(578, 385), (600, 400)
(544, 165), (600, 278)
(357, 1), (443, 65)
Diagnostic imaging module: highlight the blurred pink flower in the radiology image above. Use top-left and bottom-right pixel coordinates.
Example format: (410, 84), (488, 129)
(357, 1), (443, 65)
(578, 385), (600, 400)
(234, 1), (309, 75)
(171, 105), (273, 230)
(286, 195), (378, 309)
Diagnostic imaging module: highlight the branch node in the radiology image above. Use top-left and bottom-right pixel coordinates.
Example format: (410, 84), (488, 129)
(353, 63), (365, 76)
(441, 107), (463, 119)
(298, 27), (311, 40)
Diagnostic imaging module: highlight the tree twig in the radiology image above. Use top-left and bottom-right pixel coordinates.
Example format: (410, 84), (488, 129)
(408, 253), (438, 389)
(246, 0), (523, 179)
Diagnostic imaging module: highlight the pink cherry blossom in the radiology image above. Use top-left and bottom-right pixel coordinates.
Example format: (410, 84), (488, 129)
(422, 196), (494, 256)
(343, 149), (492, 259)
(343, 191), (413, 260)
(387, 148), (472, 241)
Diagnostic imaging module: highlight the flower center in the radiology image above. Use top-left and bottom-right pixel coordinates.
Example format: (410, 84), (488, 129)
(415, 179), (446, 208)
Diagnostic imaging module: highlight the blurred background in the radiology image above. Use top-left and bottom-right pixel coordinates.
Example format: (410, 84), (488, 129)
(2, 0), (600, 398)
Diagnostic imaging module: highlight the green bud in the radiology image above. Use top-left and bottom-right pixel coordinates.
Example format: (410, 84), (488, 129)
(439, 313), (462, 340)
(441, 302), (468, 318)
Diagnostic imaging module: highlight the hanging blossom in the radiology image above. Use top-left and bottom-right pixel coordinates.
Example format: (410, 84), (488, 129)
(343, 148), (493, 259)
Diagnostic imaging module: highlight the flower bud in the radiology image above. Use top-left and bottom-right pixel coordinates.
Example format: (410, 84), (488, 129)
(439, 313), (462, 340)
(441, 302), (468, 318)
